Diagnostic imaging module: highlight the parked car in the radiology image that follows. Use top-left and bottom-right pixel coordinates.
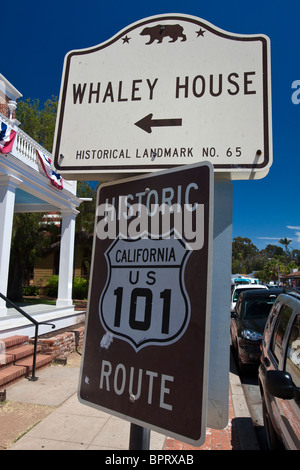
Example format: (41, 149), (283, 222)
(231, 283), (268, 313)
(258, 288), (300, 450)
(231, 288), (283, 372)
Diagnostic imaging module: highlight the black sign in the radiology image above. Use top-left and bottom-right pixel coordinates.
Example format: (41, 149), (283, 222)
(78, 162), (213, 446)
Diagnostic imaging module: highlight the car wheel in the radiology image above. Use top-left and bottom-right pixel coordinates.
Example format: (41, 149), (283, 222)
(237, 352), (246, 374)
(262, 396), (284, 450)
(234, 342), (246, 374)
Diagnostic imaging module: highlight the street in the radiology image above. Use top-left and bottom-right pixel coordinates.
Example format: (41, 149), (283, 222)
(231, 349), (268, 450)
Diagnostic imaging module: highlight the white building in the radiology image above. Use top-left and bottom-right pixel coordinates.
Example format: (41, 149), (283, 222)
(0, 74), (85, 339)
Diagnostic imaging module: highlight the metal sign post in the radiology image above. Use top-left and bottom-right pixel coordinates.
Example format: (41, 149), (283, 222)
(129, 424), (150, 450)
(208, 179), (233, 429)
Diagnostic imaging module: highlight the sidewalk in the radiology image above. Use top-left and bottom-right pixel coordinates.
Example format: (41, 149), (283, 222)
(4, 353), (259, 451)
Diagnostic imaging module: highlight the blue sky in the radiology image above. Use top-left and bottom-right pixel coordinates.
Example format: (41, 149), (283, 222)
(2, 0), (299, 252)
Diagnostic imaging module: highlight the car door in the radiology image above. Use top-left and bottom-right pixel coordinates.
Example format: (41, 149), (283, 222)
(269, 305), (300, 449)
(276, 313), (300, 449)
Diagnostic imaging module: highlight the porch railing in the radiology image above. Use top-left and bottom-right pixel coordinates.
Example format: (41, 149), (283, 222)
(0, 292), (55, 381)
(0, 112), (76, 195)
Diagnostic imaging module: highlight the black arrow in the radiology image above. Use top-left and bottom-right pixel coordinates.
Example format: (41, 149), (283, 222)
(135, 113), (182, 134)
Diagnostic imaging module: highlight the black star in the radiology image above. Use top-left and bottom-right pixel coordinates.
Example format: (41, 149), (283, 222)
(122, 35), (131, 44)
(196, 28), (205, 37)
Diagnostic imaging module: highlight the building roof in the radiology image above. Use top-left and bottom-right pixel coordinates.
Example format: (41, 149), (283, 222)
(0, 73), (22, 101)
(282, 271), (300, 279)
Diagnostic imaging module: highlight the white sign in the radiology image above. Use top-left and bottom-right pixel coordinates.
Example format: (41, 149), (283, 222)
(100, 234), (191, 351)
(53, 14), (272, 180)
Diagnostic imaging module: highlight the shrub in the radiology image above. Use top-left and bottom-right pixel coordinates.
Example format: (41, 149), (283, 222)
(44, 275), (58, 297)
(73, 277), (89, 299)
(23, 285), (39, 296)
(44, 275), (88, 299)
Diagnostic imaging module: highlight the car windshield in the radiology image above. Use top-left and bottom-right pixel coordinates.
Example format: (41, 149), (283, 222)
(233, 288), (254, 301)
(243, 297), (277, 319)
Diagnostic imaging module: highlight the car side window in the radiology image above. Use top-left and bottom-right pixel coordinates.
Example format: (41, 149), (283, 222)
(285, 314), (300, 391)
(271, 304), (293, 363)
(263, 300), (282, 345)
(236, 296), (242, 317)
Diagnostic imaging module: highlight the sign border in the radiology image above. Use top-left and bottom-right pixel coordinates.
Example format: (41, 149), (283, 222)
(53, 13), (272, 179)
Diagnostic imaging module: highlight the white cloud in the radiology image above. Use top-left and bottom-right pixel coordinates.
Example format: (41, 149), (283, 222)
(255, 227), (300, 247)
(294, 232), (300, 243)
(287, 226), (300, 244)
(256, 237), (285, 240)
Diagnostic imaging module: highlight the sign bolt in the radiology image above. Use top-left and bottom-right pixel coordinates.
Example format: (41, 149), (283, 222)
(130, 394), (136, 403)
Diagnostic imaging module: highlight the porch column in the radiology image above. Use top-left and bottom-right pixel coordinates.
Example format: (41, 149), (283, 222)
(0, 174), (23, 315)
(56, 208), (78, 308)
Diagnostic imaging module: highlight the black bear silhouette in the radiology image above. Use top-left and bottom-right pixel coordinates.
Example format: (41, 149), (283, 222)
(140, 24), (187, 44)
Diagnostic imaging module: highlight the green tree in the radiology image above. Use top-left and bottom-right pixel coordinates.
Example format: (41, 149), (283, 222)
(76, 181), (98, 236)
(263, 244), (284, 258)
(292, 249), (300, 266)
(278, 237), (292, 260)
(8, 214), (59, 301)
(244, 253), (267, 274)
(10, 96), (100, 299)
(232, 237), (258, 273)
(232, 237), (258, 259)
(254, 258), (281, 284)
(74, 181), (99, 279)
(16, 96), (58, 152)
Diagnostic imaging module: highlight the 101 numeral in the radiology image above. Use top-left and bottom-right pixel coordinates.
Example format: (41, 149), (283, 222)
(113, 287), (171, 334)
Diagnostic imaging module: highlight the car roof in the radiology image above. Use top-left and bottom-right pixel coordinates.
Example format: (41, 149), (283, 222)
(241, 288), (283, 298)
(234, 284), (267, 289)
(280, 287), (300, 301)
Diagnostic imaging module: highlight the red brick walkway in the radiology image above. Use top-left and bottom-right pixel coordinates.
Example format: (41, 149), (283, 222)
(164, 391), (240, 450)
